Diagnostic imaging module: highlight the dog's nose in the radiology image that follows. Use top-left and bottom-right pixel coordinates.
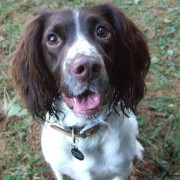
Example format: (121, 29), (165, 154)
(70, 57), (102, 81)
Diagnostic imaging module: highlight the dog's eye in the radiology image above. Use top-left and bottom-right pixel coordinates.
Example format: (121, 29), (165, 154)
(47, 33), (61, 45)
(96, 26), (110, 39)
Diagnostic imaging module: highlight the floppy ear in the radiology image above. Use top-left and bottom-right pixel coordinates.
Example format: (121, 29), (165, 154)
(99, 4), (150, 111)
(12, 13), (57, 119)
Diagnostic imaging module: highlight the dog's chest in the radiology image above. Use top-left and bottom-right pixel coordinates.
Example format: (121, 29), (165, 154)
(41, 112), (137, 179)
(60, 133), (126, 179)
(42, 122), (134, 179)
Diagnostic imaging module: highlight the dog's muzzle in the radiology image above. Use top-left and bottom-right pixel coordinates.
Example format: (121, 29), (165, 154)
(62, 90), (110, 116)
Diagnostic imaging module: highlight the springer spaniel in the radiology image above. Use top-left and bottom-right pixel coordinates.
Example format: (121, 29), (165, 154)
(12, 4), (150, 180)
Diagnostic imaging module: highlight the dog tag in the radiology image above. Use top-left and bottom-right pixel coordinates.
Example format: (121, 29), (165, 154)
(71, 147), (84, 160)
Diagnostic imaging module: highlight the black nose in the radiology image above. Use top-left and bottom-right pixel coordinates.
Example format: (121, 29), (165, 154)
(70, 57), (102, 81)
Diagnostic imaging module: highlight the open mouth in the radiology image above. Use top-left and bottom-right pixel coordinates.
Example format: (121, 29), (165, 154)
(62, 90), (109, 116)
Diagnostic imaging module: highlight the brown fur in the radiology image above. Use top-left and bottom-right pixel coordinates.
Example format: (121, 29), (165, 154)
(12, 4), (150, 119)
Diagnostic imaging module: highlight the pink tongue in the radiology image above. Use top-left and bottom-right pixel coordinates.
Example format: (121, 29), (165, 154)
(73, 93), (101, 113)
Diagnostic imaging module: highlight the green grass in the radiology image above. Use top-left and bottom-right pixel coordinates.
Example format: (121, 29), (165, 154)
(0, 0), (179, 179)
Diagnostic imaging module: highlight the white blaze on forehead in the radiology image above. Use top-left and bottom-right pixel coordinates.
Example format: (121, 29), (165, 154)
(65, 10), (101, 61)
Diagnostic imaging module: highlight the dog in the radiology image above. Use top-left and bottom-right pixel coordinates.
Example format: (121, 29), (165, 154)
(12, 3), (150, 180)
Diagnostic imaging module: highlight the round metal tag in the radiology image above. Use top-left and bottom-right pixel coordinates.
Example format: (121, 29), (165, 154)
(71, 147), (84, 160)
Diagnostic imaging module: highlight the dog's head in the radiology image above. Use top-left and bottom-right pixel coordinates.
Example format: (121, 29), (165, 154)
(12, 4), (150, 120)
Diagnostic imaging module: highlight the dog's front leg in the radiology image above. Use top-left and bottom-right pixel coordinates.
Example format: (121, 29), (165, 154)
(53, 171), (92, 180)
(75, 171), (92, 180)
(52, 170), (70, 180)
(136, 140), (144, 160)
(112, 176), (128, 180)
(53, 172), (63, 180)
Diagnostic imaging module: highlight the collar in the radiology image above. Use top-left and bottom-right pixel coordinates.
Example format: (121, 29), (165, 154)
(50, 123), (100, 138)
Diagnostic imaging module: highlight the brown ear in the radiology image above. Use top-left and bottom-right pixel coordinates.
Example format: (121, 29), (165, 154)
(12, 13), (57, 119)
(99, 4), (150, 111)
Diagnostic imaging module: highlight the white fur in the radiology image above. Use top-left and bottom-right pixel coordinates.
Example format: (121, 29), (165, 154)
(63, 10), (103, 72)
(41, 100), (144, 180)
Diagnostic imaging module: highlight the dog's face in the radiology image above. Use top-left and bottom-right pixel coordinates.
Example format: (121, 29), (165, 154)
(12, 4), (150, 119)
(42, 8), (117, 117)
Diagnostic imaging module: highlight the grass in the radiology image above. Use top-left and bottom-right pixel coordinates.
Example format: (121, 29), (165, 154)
(0, 0), (179, 179)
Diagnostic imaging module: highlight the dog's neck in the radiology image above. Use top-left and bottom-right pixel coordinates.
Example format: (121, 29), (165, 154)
(50, 122), (100, 138)
(50, 97), (116, 138)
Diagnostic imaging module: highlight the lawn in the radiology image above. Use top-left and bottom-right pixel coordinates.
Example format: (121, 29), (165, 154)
(0, 0), (179, 179)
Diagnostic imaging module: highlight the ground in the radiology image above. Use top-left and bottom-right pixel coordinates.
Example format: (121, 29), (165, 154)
(0, 0), (179, 179)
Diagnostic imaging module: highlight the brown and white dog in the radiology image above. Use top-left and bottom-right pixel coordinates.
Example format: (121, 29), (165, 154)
(12, 4), (150, 180)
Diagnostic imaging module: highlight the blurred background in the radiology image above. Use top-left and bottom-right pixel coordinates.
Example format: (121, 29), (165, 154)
(0, 0), (179, 179)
